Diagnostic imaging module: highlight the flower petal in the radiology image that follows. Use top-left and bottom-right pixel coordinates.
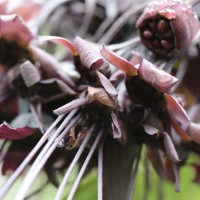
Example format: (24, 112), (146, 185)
(147, 147), (166, 179)
(188, 103), (200, 123)
(96, 71), (118, 98)
(136, 1), (165, 29)
(136, 54), (178, 93)
(0, 76), (13, 103)
(144, 125), (180, 162)
(163, 132), (180, 162)
(38, 35), (78, 56)
(165, 3), (199, 49)
(171, 119), (191, 142)
(1, 135), (37, 175)
(2, 140), (29, 175)
(20, 61), (41, 87)
(0, 14), (34, 45)
(100, 46), (138, 76)
(0, 94), (18, 121)
(88, 86), (116, 108)
(143, 124), (159, 136)
(165, 159), (180, 192)
(74, 36), (104, 69)
(136, 0), (199, 57)
(164, 93), (190, 130)
(0, 122), (36, 140)
(30, 46), (75, 87)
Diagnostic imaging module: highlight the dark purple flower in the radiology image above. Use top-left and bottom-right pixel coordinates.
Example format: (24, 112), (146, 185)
(1, 1), (200, 200)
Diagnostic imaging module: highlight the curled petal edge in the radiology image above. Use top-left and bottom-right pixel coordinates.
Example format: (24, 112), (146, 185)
(37, 35), (78, 56)
(100, 46), (138, 76)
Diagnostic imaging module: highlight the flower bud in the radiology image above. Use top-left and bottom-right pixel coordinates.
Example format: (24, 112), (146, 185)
(136, 0), (199, 58)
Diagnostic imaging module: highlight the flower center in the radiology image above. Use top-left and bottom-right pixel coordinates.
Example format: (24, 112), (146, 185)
(139, 17), (175, 57)
(0, 38), (32, 68)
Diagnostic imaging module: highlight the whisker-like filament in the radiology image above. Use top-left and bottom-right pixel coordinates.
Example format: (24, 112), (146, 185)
(22, 109), (79, 181)
(77, 0), (97, 37)
(29, 102), (44, 133)
(98, 2), (147, 43)
(67, 129), (104, 200)
(55, 124), (95, 200)
(14, 111), (81, 200)
(98, 141), (104, 200)
(0, 115), (64, 200)
(108, 37), (140, 51)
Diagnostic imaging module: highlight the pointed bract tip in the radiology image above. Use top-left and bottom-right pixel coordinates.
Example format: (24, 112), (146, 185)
(163, 133), (180, 162)
(88, 86), (116, 108)
(138, 57), (178, 93)
(0, 14), (34, 46)
(100, 46), (138, 76)
(38, 36), (78, 56)
(164, 93), (190, 128)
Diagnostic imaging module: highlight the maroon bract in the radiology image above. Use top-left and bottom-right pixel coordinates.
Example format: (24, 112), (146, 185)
(0, 122), (36, 140)
(0, 14), (34, 46)
(101, 46), (178, 93)
(136, 0), (200, 58)
(1, 139), (32, 175)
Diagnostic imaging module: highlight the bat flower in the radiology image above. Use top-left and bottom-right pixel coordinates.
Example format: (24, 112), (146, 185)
(0, 35), (197, 200)
(101, 46), (200, 190)
(101, 46), (200, 144)
(0, 15), (38, 150)
(0, 37), (141, 200)
(1, 1), (200, 199)
(136, 0), (200, 58)
(0, 14), (79, 179)
(0, 14), (78, 119)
